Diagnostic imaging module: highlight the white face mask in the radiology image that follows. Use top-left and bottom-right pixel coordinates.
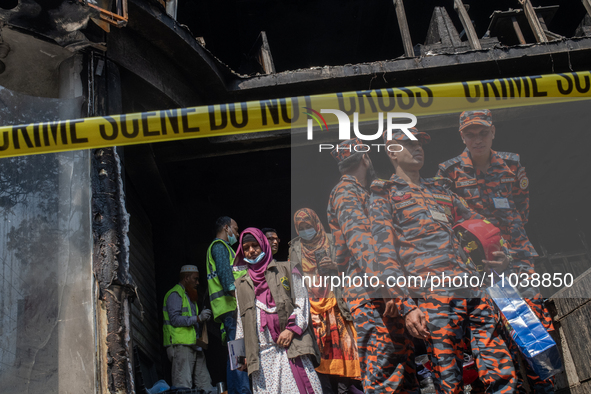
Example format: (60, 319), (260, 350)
(299, 228), (316, 241)
(244, 252), (266, 265)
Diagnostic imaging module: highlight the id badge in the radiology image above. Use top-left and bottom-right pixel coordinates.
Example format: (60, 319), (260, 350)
(430, 208), (449, 223)
(493, 197), (510, 209)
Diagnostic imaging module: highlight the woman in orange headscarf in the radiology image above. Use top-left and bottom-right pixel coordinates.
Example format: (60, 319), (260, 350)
(289, 208), (362, 394)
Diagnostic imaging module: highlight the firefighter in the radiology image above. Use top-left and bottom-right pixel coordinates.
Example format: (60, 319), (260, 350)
(437, 109), (555, 394)
(327, 138), (419, 394)
(370, 128), (517, 394)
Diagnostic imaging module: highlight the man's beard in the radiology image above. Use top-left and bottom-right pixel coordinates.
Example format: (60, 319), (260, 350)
(186, 286), (199, 303)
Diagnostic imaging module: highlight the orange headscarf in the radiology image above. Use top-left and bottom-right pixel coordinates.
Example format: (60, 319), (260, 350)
(294, 208), (331, 274)
(294, 208), (336, 311)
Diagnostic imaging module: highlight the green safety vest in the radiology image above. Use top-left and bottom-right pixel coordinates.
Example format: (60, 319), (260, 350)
(162, 284), (198, 346)
(206, 239), (247, 323)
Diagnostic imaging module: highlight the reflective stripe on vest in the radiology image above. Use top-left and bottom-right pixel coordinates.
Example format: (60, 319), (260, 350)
(206, 239), (238, 323)
(162, 284), (198, 346)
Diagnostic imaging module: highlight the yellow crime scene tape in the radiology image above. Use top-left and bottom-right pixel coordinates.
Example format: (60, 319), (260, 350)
(0, 71), (590, 158)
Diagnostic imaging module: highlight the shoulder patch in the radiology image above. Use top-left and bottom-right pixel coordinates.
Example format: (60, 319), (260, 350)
(497, 151), (520, 163)
(371, 178), (392, 193)
(459, 196), (469, 208)
(439, 156), (462, 171)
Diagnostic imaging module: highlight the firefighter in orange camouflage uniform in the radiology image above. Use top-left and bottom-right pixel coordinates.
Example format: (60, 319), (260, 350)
(370, 128), (517, 394)
(438, 109), (555, 394)
(327, 138), (419, 394)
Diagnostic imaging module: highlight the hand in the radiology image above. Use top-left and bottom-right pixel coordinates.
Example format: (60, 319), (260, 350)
(318, 257), (338, 273)
(238, 358), (248, 372)
(276, 329), (295, 348)
(405, 308), (430, 339)
(483, 251), (511, 273)
(198, 308), (212, 323)
(383, 299), (400, 318)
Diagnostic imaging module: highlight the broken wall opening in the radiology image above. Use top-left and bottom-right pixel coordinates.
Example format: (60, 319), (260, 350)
(124, 142), (293, 387)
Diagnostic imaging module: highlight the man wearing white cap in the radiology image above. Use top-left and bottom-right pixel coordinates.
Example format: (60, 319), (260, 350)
(163, 265), (215, 392)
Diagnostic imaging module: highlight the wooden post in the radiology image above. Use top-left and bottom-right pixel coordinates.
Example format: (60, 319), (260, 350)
(393, 0), (414, 57)
(453, 0), (482, 50)
(583, 0), (591, 19)
(519, 0), (548, 43)
(259, 31), (276, 74)
(512, 16), (527, 44)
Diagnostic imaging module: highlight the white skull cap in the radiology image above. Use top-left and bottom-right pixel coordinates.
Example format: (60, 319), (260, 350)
(180, 265), (199, 273)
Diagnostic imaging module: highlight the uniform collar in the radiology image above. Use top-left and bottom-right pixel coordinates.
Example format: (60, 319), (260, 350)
(340, 174), (366, 190)
(489, 150), (507, 168)
(459, 149), (474, 169)
(461, 149), (506, 170)
(389, 173), (428, 187)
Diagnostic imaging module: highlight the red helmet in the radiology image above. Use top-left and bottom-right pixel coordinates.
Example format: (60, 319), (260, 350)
(453, 219), (503, 269)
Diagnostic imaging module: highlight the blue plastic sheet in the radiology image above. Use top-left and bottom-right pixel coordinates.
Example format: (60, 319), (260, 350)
(147, 379), (170, 394)
(487, 275), (563, 381)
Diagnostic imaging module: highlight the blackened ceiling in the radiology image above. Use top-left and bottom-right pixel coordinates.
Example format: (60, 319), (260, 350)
(177, 0), (588, 74)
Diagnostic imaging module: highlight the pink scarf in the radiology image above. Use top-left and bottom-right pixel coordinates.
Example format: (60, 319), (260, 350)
(234, 227), (275, 307)
(235, 230), (316, 394)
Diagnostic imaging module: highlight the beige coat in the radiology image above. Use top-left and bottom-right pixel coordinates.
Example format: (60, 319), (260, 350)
(235, 260), (321, 376)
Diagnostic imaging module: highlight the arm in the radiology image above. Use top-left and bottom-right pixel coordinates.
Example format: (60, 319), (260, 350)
(451, 191), (482, 222)
(436, 164), (449, 180)
(513, 165), (530, 224)
(434, 167), (478, 223)
(370, 192), (430, 338)
(285, 267), (309, 335)
(235, 296), (244, 340)
(330, 183), (375, 274)
(235, 296), (249, 371)
(277, 269), (309, 348)
(167, 292), (198, 327)
(369, 191), (417, 316)
(212, 242), (236, 293)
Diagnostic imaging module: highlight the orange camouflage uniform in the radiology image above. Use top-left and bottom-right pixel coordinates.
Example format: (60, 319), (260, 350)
(438, 149), (555, 394)
(370, 175), (517, 394)
(327, 174), (419, 394)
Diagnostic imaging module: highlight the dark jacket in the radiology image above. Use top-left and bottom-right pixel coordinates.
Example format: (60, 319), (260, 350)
(235, 260), (321, 376)
(288, 234), (353, 321)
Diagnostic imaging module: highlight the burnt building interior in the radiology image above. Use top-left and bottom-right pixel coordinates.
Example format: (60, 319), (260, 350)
(1, 0), (591, 392)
